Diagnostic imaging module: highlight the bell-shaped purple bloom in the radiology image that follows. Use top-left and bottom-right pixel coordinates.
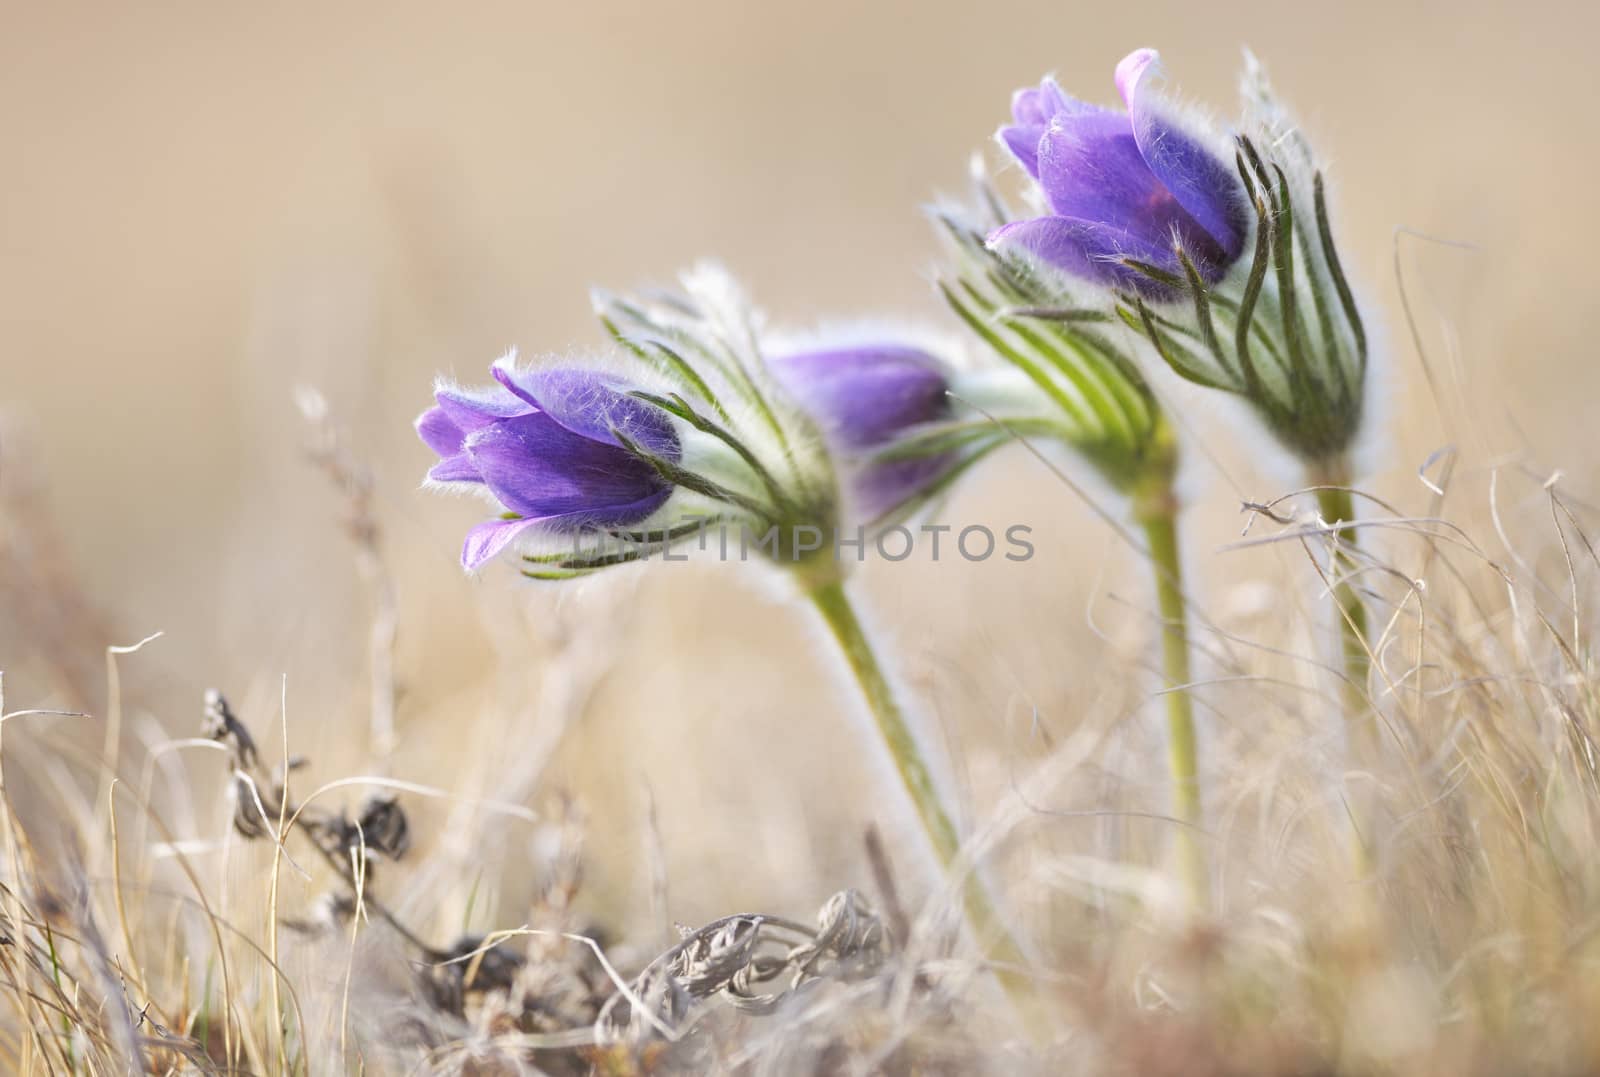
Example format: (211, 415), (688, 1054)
(417, 361), (679, 569)
(991, 49), (1249, 297)
(768, 345), (954, 516)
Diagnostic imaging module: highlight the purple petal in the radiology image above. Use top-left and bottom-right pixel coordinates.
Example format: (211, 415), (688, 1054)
(492, 364), (680, 459)
(1034, 110), (1224, 267)
(768, 347), (950, 450)
(987, 216), (1181, 298)
(856, 456), (958, 518)
(1115, 48), (1249, 262)
(1012, 77), (1107, 125)
(547, 489), (673, 527)
(489, 362), (547, 410)
(434, 384), (530, 434)
(1011, 80), (1064, 125)
(464, 411), (669, 523)
(768, 346), (956, 515)
(417, 406), (468, 458)
(998, 123), (1048, 179)
(1001, 81), (1110, 178)
(461, 517), (543, 571)
(427, 452), (483, 483)
(1112, 48), (1159, 111)
(459, 491), (673, 570)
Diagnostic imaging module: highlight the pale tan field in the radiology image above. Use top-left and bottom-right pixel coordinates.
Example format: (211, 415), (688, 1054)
(3, 2), (1600, 1072)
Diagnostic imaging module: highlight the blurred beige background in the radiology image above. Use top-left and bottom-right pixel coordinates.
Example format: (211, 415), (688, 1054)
(3, 1), (1597, 932)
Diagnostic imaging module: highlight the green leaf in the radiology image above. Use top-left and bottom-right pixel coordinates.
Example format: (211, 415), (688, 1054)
(1315, 171), (1368, 379)
(1232, 154), (1274, 400)
(611, 428), (772, 520)
(1135, 300), (1236, 392)
(1120, 258), (1187, 291)
(1178, 247), (1232, 381)
(608, 516), (729, 544)
(627, 390), (794, 514)
(938, 279), (1093, 432)
(1004, 305), (1112, 324)
(1268, 163), (1322, 408)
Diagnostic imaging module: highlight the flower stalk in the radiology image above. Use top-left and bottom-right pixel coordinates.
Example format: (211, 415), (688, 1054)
(1314, 478), (1380, 875)
(806, 578), (961, 868)
(804, 575), (1035, 999)
(1314, 483), (1371, 711)
(1133, 472), (1206, 910)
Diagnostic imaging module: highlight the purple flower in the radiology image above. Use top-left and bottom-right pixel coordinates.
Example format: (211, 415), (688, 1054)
(768, 345), (955, 516)
(990, 49), (1249, 297)
(417, 360), (679, 569)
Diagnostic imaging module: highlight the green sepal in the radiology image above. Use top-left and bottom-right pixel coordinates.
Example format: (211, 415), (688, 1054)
(627, 389), (794, 515)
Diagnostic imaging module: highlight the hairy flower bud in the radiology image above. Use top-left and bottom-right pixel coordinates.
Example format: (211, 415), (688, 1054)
(991, 49), (1250, 298)
(418, 365), (681, 569)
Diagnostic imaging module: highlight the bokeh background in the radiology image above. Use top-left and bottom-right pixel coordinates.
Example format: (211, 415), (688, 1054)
(3, 1), (1597, 936)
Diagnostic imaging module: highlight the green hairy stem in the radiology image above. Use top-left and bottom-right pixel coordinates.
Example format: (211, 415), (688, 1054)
(805, 577), (1035, 1007)
(1134, 483), (1208, 911)
(1313, 484), (1373, 729)
(1313, 475), (1379, 871)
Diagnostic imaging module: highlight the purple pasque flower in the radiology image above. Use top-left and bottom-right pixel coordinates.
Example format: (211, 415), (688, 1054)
(767, 345), (955, 517)
(417, 357), (679, 569)
(990, 48), (1249, 297)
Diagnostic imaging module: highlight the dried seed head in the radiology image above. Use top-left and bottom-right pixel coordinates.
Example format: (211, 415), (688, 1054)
(423, 934), (527, 1016)
(356, 793), (411, 860)
(599, 889), (899, 1042)
(202, 689), (258, 770)
(227, 774), (275, 841)
(793, 888), (890, 980)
